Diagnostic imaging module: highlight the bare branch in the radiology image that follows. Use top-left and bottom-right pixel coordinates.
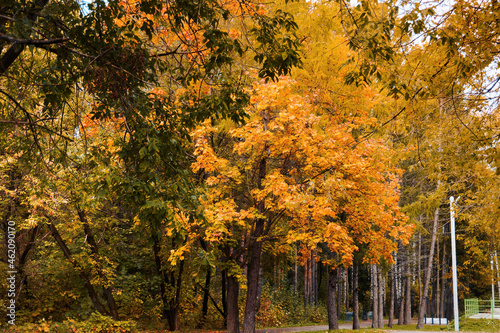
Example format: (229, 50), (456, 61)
(0, 34), (69, 45)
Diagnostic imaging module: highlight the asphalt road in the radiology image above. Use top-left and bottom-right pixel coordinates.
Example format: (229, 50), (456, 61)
(256, 320), (374, 333)
(255, 320), (487, 333)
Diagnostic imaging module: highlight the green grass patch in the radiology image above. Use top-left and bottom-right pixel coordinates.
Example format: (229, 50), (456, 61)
(257, 320), (353, 329)
(383, 323), (447, 331)
(447, 317), (500, 332)
(293, 328), (387, 333)
(257, 321), (328, 329)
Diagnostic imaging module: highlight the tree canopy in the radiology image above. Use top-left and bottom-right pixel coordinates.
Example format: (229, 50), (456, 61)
(1, 0), (500, 331)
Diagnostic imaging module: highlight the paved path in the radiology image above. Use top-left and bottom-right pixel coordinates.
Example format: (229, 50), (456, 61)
(257, 321), (373, 333)
(256, 324), (488, 333)
(255, 320), (488, 333)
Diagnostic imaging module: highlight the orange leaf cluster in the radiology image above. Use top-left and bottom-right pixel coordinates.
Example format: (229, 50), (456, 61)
(192, 77), (413, 267)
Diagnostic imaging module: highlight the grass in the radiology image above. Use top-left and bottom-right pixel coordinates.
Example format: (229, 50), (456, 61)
(383, 323), (447, 331)
(257, 321), (355, 329)
(292, 330), (387, 333)
(448, 317), (500, 332)
(136, 318), (500, 333)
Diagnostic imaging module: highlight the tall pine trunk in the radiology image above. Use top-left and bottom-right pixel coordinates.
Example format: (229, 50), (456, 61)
(372, 264), (380, 328)
(304, 254), (310, 306)
(404, 252), (412, 324)
(417, 206), (440, 329)
(398, 253), (404, 325)
(353, 261), (360, 329)
(388, 264), (395, 328)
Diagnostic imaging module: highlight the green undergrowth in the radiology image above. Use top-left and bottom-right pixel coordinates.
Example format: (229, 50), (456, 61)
(384, 323), (447, 331)
(447, 317), (500, 332)
(319, 330), (387, 333)
(257, 321), (328, 329)
(1, 312), (137, 333)
(254, 286), (329, 328)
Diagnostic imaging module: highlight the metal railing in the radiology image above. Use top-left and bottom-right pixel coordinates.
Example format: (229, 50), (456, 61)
(465, 298), (500, 319)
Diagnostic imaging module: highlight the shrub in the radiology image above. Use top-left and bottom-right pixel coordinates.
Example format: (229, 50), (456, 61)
(1, 312), (138, 333)
(255, 283), (327, 328)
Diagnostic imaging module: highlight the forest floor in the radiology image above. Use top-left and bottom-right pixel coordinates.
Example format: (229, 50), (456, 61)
(254, 319), (492, 333)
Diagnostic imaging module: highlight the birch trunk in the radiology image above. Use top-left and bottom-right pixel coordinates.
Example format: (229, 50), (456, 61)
(378, 268), (384, 328)
(372, 264), (380, 328)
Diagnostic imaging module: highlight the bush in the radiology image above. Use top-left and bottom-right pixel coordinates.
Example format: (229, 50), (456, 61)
(1, 312), (138, 333)
(255, 284), (327, 328)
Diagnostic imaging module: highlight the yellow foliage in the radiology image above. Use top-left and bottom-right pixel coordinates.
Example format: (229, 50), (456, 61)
(191, 77), (412, 266)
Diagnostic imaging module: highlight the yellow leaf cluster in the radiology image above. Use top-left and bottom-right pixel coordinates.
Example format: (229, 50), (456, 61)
(191, 77), (412, 266)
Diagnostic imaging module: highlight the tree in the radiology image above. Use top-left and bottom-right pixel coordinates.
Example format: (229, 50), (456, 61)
(192, 75), (413, 333)
(1, 0), (302, 328)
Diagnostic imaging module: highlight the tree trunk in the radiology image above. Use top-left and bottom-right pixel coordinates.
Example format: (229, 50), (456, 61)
(313, 254), (318, 306)
(152, 234), (169, 328)
(327, 267), (339, 330)
(435, 237), (440, 318)
(227, 274), (240, 333)
(294, 246), (298, 295)
(337, 274), (341, 321)
(49, 222), (108, 316)
(165, 270), (183, 330)
(78, 209), (118, 320)
(404, 259), (411, 324)
(398, 254), (404, 325)
(256, 266), (264, 316)
(305, 254), (313, 306)
(418, 232), (422, 300)
(197, 267), (211, 328)
(304, 257), (309, 306)
(16, 225), (40, 300)
(353, 261), (360, 329)
(0, 0), (51, 75)
(169, 259), (185, 331)
(152, 232), (185, 331)
(222, 269), (228, 328)
(495, 251), (500, 301)
(439, 257), (446, 319)
(242, 126), (268, 333)
(417, 207), (440, 329)
(378, 267), (384, 328)
(439, 225), (446, 319)
(372, 264), (379, 328)
(242, 216), (265, 333)
(389, 264), (395, 328)
(398, 287), (404, 325)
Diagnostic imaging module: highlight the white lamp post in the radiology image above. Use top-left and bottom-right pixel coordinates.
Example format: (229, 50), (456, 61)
(450, 196), (459, 332)
(492, 256), (495, 319)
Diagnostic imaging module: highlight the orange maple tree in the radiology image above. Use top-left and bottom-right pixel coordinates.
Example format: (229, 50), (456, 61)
(191, 77), (412, 333)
